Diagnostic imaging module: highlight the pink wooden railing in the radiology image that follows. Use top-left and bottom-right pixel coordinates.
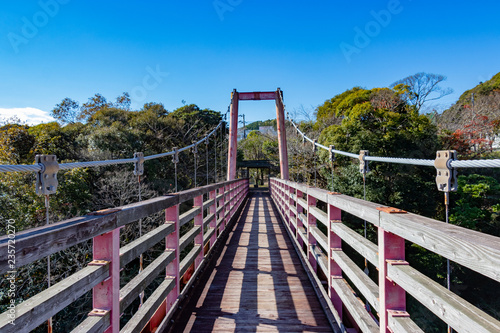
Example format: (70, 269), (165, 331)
(0, 179), (249, 333)
(270, 178), (500, 333)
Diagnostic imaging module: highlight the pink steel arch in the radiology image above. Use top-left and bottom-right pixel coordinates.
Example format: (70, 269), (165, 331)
(227, 88), (289, 180)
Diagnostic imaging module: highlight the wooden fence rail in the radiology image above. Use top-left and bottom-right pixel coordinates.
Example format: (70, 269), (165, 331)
(270, 178), (500, 333)
(0, 179), (249, 333)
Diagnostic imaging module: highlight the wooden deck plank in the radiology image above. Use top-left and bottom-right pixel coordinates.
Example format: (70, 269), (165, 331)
(179, 190), (332, 332)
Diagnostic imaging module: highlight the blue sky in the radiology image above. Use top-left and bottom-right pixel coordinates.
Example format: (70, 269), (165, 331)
(1, 0), (499, 124)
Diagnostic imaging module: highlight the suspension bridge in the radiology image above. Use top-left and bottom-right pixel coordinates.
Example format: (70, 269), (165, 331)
(1, 88), (500, 333)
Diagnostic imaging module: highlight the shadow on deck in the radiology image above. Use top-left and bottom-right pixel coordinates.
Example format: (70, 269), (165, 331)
(170, 189), (332, 332)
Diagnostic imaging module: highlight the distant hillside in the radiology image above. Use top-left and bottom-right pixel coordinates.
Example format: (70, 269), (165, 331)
(246, 119), (276, 131)
(438, 72), (500, 132)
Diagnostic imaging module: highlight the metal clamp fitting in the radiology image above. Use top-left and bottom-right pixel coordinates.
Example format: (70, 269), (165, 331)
(172, 147), (179, 164)
(359, 150), (369, 174)
(35, 155), (59, 195)
(312, 139), (317, 152)
(434, 150), (457, 192)
(329, 145), (336, 163)
(133, 152), (144, 176)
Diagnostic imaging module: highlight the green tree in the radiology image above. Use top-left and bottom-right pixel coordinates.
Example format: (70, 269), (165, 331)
(170, 104), (221, 138)
(450, 174), (500, 235)
(114, 92), (131, 110)
(317, 87), (440, 214)
(79, 93), (112, 122)
(390, 72), (453, 112)
(0, 123), (35, 164)
(51, 98), (80, 124)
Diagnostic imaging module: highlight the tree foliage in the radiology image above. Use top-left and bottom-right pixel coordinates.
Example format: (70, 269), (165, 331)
(0, 93), (226, 331)
(390, 72), (453, 111)
(245, 119), (276, 131)
(438, 72), (500, 133)
(315, 87), (440, 215)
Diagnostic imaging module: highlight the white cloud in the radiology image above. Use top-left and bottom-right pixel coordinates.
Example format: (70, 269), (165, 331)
(0, 107), (55, 125)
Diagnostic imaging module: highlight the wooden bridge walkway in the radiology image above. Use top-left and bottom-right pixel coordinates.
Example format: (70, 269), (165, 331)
(173, 189), (333, 332)
(3, 178), (500, 332)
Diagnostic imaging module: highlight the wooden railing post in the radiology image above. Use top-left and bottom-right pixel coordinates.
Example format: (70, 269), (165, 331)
(194, 195), (204, 268)
(229, 182), (234, 217)
(379, 228), (406, 333)
(92, 228), (120, 333)
(148, 204), (180, 329)
(296, 189), (304, 247)
(284, 183), (290, 224)
(307, 193), (318, 272)
(288, 184), (295, 232)
(280, 182), (285, 215)
(328, 203), (343, 319)
(235, 182), (240, 212)
(166, 204), (180, 307)
(218, 185), (226, 232)
(209, 190), (217, 247)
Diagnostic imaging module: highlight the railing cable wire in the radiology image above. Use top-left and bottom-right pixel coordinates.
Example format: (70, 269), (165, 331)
(287, 118), (500, 169)
(0, 121), (224, 173)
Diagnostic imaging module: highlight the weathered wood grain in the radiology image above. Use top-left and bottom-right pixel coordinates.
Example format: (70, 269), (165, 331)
(203, 198), (216, 209)
(0, 180), (241, 275)
(298, 226), (308, 244)
(0, 264), (109, 333)
(330, 250), (379, 311)
(388, 314), (424, 333)
(179, 206), (202, 227)
(307, 186), (330, 204)
(120, 250), (175, 312)
(380, 212), (500, 282)
(310, 244), (328, 274)
(297, 197), (308, 210)
(330, 278), (379, 333)
(70, 312), (110, 333)
(216, 204), (224, 216)
(0, 214), (117, 275)
(179, 190), (333, 332)
(180, 245), (202, 278)
(309, 206), (328, 227)
(203, 213), (215, 230)
(216, 217), (224, 229)
(179, 225), (201, 252)
(294, 181), (310, 194)
(310, 226), (328, 250)
(387, 264), (500, 332)
(327, 195), (381, 227)
(330, 222), (379, 268)
(115, 194), (178, 227)
(203, 227), (216, 245)
(298, 212), (308, 228)
(121, 278), (175, 333)
(120, 222), (174, 267)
